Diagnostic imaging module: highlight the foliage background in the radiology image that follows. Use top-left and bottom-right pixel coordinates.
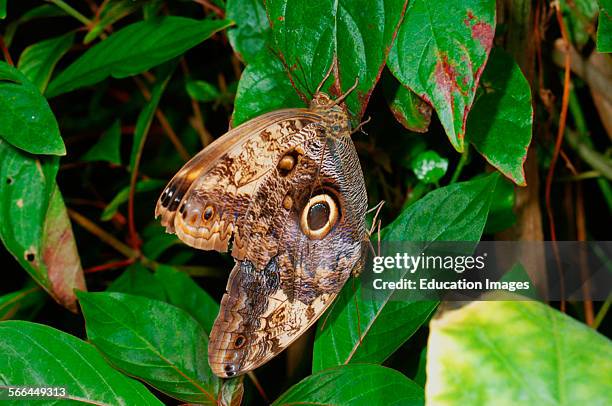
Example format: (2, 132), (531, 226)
(0, 0), (611, 405)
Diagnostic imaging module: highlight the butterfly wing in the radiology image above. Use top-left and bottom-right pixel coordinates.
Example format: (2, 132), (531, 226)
(155, 108), (321, 255)
(207, 127), (368, 377)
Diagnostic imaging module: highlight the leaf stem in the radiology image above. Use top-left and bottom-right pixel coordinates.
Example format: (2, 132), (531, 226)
(67, 209), (138, 259)
(0, 36), (14, 66)
(84, 258), (136, 274)
(450, 147), (470, 184)
(566, 79), (612, 212)
(247, 372), (269, 404)
(593, 294), (611, 330)
(46, 0), (92, 26)
(134, 77), (191, 161)
(180, 59), (213, 147)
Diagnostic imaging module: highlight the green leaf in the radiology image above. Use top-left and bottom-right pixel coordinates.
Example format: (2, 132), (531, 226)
(388, 0), (496, 152)
(385, 82), (432, 133)
(0, 141), (85, 312)
(220, 376), (245, 406)
(2, 5), (67, 47)
(313, 173), (499, 371)
(155, 265), (220, 333)
(107, 263), (167, 301)
(0, 283), (46, 321)
(46, 17), (232, 97)
(411, 150), (448, 184)
(468, 48), (532, 186)
(484, 175), (516, 234)
(78, 291), (221, 404)
(265, 0), (409, 122)
(274, 364), (424, 405)
(598, 0), (612, 52)
(426, 299), (612, 405)
(142, 224), (180, 260)
(232, 49), (303, 126)
(84, 0), (147, 44)
(0, 62), (65, 155)
(413, 346), (428, 387)
(0, 0), (6, 19)
(561, 0), (599, 49)
(130, 62), (177, 171)
(186, 79), (221, 102)
(500, 263), (538, 300)
(0, 320), (162, 405)
(385, 172), (499, 241)
(17, 33), (74, 93)
(82, 120), (122, 165)
(226, 0), (270, 63)
(101, 178), (165, 221)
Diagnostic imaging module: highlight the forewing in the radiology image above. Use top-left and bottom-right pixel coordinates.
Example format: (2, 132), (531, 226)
(155, 109), (320, 253)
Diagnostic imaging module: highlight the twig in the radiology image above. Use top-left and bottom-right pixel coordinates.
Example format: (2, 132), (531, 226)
(0, 37), (14, 66)
(247, 372), (269, 404)
(134, 77), (191, 161)
(46, 0), (92, 26)
(546, 6), (571, 242)
(180, 59), (213, 147)
(192, 0), (225, 18)
(576, 181), (594, 326)
(68, 209), (138, 259)
(546, 3), (571, 312)
(593, 294), (611, 330)
(84, 258), (135, 274)
(565, 131), (612, 181)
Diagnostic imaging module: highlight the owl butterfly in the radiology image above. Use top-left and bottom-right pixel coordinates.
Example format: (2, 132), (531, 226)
(155, 70), (367, 378)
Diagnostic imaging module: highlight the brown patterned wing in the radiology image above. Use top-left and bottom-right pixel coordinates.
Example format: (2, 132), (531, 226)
(155, 108), (321, 255)
(208, 127), (368, 377)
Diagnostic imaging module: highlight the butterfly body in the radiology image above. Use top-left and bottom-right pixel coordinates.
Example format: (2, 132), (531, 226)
(156, 92), (367, 377)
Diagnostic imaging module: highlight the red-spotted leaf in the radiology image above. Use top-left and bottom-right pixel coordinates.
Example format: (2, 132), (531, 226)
(388, 0), (496, 152)
(264, 0), (409, 123)
(0, 141), (85, 312)
(42, 184), (86, 311)
(468, 48), (532, 186)
(384, 79), (432, 133)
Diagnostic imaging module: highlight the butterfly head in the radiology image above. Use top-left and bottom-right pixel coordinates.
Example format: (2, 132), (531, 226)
(309, 92), (351, 137)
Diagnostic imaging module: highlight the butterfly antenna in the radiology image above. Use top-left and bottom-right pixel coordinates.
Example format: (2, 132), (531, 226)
(316, 62), (335, 94)
(331, 77), (359, 107)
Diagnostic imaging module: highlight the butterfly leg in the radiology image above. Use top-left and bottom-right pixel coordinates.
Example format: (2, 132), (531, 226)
(351, 116), (372, 136)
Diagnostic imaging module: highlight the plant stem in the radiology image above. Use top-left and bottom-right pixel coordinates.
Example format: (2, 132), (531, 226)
(567, 81), (612, 211)
(593, 294), (611, 330)
(450, 147), (470, 184)
(67, 209), (138, 259)
(46, 0), (92, 26)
